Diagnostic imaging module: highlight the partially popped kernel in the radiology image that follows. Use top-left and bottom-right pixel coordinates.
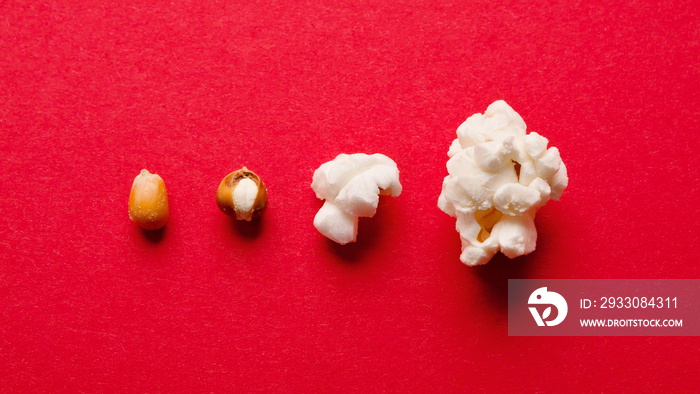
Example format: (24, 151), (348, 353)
(312, 153), (402, 244)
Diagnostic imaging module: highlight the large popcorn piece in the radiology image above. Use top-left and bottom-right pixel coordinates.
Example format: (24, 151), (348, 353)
(438, 100), (568, 266)
(312, 153), (402, 244)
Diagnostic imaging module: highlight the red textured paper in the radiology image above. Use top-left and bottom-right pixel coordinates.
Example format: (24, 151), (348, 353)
(1, 1), (698, 392)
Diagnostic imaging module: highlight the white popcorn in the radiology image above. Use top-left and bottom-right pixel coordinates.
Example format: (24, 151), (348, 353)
(311, 153), (402, 244)
(438, 100), (568, 266)
(232, 177), (259, 214)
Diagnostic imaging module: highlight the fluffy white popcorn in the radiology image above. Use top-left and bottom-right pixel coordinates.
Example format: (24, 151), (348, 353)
(311, 153), (402, 244)
(438, 100), (568, 266)
(232, 178), (259, 214)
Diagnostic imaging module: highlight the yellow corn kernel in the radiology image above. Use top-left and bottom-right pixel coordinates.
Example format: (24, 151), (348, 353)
(128, 169), (169, 230)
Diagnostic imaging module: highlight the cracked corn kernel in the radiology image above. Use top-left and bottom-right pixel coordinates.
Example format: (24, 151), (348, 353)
(216, 167), (267, 221)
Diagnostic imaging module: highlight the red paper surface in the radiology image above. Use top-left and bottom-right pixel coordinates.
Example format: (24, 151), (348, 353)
(1, 1), (698, 391)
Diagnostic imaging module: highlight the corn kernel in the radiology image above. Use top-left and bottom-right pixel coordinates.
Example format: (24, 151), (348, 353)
(128, 169), (169, 230)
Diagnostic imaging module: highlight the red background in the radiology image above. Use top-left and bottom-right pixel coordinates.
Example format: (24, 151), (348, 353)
(1, 0), (698, 392)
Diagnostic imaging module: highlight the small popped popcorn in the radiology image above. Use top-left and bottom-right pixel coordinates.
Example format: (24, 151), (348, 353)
(311, 153), (402, 244)
(438, 100), (568, 266)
